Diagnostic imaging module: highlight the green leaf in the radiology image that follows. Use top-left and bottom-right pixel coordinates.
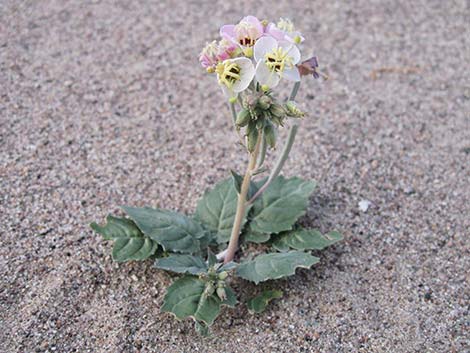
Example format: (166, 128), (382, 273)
(111, 238), (158, 262)
(273, 229), (343, 251)
(244, 229), (271, 244)
(250, 176), (316, 234)
(90, 215), (158, 262)
(271, 236), (290, 252)
(154, 255), (208, 275)
(236, 251), (319, 284)
(194, 321), (210, 336)
(222, 286), (237, 308)
(219, 262), (238, 272)
(207, 249), (218, 267)
(161, 276), (222, 326)
(91, 215), (142, 240)
(230, 169), (243, 194)
(195, 179), (251, 244)
(122, 206), (208, 254)
(247, 290), (283, 313)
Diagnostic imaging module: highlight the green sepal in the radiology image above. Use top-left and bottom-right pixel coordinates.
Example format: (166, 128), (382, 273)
(247, 123), (259, 152)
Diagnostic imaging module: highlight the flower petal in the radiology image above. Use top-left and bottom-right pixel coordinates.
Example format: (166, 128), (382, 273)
(265, 23), (286, 41)
(282, 67), (300, 82)
(231, 57), (255, 92)
(220, 25), (236, 41)
(255, 61), (280, 88)
(279, 41), (300, 65)
(243, 16), (264, 34)
(278, 41), (301, 65)
(254, 36), (277, 63)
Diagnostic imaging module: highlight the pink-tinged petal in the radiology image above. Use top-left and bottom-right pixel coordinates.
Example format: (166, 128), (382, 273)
(243, 15), (263, 35)
(254, 36), (278, 63)
(265, 23), (286, 41)
(220, 25), (236, 41)
(282, 67), (301, 82)
(278, 41), (301, 64)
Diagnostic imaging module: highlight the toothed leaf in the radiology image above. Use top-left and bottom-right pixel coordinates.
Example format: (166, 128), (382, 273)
(236, 251), (319, 284)
(250, 176), (316, 234)
(273, 229), (343, 251)
(90, 215), (158, 262)
(244, 229), (271, 244)
(122, 206), (209, 254)
(162, 276), (235, 326)
(247, 290), (283, 313)
(155, 254), (208, 275)
(195, 178), (251, 244)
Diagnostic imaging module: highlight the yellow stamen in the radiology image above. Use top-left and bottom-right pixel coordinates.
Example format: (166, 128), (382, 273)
(243, 47), (253, 58)
(216, 61), (241, 88)
(264, 47), (294, 74)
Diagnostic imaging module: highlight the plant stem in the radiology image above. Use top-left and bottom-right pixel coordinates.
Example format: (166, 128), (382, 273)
(224, 131), (263, 264)
(248, 123), (298, 204)
(230, 102), (245, 146)
(289, 81), (301, 101)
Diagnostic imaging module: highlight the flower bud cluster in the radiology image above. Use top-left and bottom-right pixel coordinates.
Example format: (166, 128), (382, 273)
(234, 91), (305, 151)
(199, 266), (230, 301)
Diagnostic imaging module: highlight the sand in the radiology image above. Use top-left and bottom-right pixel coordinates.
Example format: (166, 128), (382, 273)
(1, 0), (469, 352)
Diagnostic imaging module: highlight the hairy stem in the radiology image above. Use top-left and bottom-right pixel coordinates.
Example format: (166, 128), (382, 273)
(230, 102), (245, 146)
(248, 124), (298, 204)
(289, 81), (301, 101)
(224, 132), (263, 264)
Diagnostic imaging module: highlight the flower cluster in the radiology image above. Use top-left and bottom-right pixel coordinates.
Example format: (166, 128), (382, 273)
(199, 16), (318, 100)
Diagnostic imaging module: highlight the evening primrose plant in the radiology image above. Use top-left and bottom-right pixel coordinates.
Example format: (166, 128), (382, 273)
(91, 15), (340, 335)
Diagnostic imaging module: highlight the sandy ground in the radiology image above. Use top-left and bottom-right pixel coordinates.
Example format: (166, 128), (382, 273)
(1, 0), (469, 352)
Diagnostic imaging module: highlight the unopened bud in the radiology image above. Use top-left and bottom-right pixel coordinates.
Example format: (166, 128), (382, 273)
(264, 122), (276, 148)
(216, 287), (227, 301)
(218, 271), (228, 280)
(229, 96), (237, 104)
(285, 101), (305, 117)
(244, 94), (258, 109)
(247, 126), (259, 152)
(270, 103), (286, 118)
(258, 95), (272, 110)
(236, 109), (250, 127)
(206, 67), (215, 73)
(261, 84), (270, 92)
(203, 282), (215, 298)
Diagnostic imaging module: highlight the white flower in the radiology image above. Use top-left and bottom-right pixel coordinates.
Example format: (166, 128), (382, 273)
(215, 57), (255, 99)
(254, 36), (301, 88)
